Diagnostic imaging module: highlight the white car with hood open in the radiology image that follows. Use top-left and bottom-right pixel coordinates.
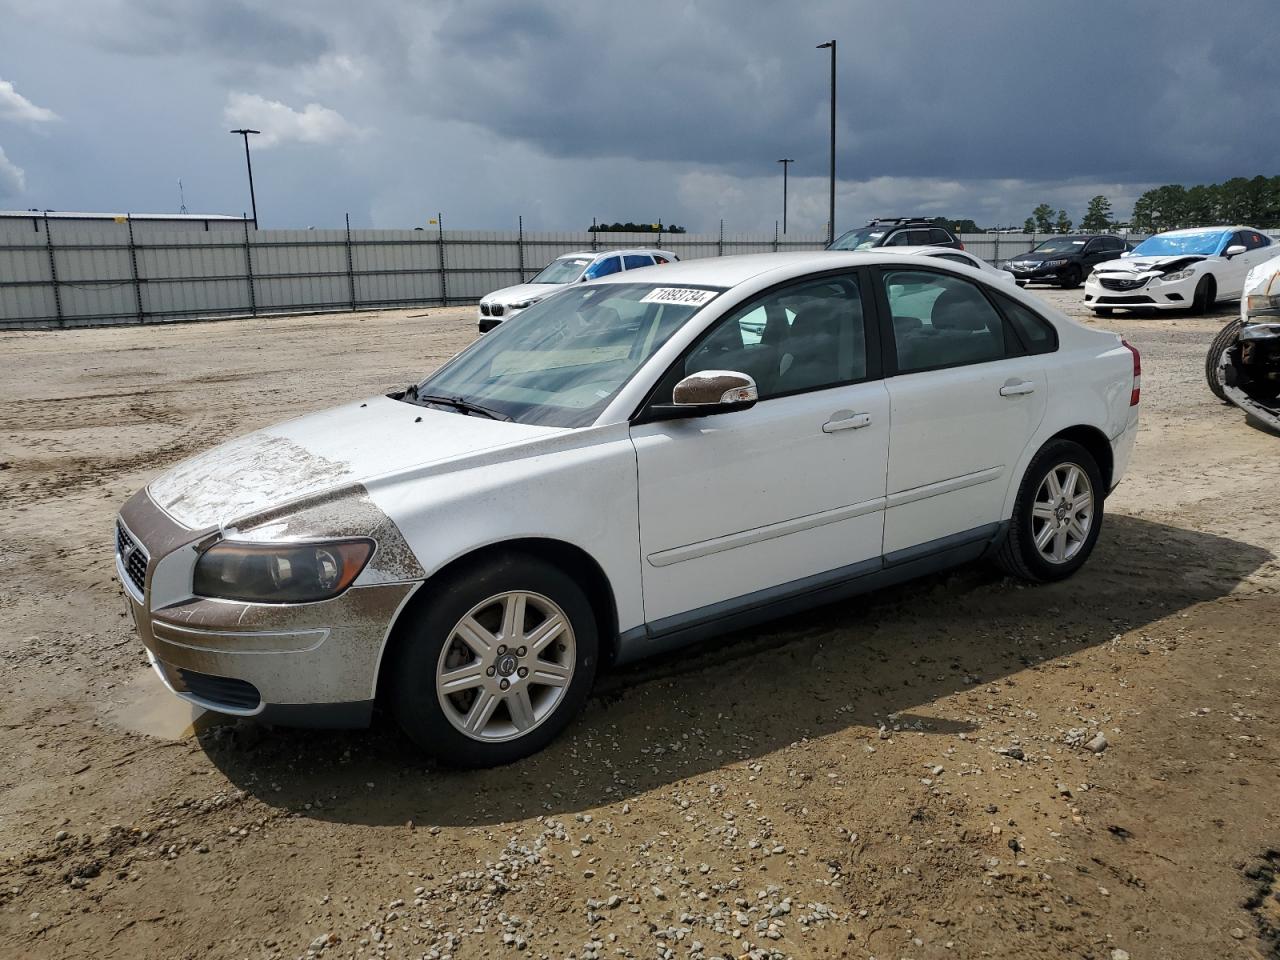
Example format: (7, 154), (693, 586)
(1084, 226), (1275, 315)
(116, 252), (1141, 766)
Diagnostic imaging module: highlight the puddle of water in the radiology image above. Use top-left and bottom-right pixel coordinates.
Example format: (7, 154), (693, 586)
(102, 667), (210, 740)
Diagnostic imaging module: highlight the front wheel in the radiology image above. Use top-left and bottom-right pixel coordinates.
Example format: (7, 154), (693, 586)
(995, 439), (1104, 583)
(1204, 319), (1241, 402)
(1092, 307), (1113, 317)
(388, 553), (599, 767)
(1190, 275), (1216, 315)
(1060, 265), (1082, 289)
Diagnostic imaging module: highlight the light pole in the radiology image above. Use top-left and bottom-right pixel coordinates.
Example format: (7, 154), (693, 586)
(229, 128), (261, 227)
(777, 158), (794, 234)
(816, 40), (836, 244)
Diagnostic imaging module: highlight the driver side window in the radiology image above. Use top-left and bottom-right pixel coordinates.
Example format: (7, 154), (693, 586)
(662, 275), (869, 402)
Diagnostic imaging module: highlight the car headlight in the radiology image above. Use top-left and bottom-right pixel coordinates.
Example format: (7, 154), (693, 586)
(1159, 269), (1195, 283)
(1246, 293), (1280, 317)
(1246, 272), (1280, 317)
(509, 298), (541, 310)
(193, 538), (375, 603)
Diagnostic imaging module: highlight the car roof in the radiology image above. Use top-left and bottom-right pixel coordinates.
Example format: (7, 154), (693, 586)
(878, 245), (972, 257)
(591, 251), (907, 288)
(1155, 225), (1252, 237)
(553, 249), (679, 260)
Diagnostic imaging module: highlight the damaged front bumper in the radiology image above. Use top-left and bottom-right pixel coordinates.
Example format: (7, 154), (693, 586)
(1221, 322), (1280, 431)
(116, 488), (420, 728)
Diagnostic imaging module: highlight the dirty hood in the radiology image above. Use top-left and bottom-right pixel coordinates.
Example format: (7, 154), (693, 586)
(147, 396), (560, 529)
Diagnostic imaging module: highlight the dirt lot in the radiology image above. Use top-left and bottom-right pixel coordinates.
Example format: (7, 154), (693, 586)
(1, 289), (1278, 960)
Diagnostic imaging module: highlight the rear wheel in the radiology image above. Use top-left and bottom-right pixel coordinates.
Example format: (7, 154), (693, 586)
(1060, 265), (1082, 289)
(996, 439), (1104, 583)
(1205, 318), (1242, 402)
(1190, 275), (1216, 315)
(388, 553), (598, 767)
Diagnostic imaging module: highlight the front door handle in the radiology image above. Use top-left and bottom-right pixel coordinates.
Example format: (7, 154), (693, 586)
(999, 379), (1036, 398)
(823, 411), (872, 433)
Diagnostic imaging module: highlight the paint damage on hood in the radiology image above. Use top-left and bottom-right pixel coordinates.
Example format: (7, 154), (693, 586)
(147, 395), (560, 530)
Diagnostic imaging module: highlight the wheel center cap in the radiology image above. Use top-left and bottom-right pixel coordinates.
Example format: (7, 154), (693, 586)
(496, 653), (519, 678)
(1055, 503), (1068, 522)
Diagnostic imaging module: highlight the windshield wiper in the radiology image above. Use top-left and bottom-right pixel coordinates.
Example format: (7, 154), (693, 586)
(400, 385), (511, 421)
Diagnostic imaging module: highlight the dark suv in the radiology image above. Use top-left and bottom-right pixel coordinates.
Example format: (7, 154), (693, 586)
(828, 218), (963, 252)
(1005, 235), (1128, 289)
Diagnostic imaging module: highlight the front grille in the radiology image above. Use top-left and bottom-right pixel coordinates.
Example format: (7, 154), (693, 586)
(1100, 276), (1147, 291)
(175, 668), (262, 711)
(490, 304), (505, 317)
(479, 302), (491, 316)
(116, 520), (148, 595)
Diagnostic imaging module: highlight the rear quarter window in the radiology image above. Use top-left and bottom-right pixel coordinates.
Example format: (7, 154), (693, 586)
(991, 291), (1058, 355)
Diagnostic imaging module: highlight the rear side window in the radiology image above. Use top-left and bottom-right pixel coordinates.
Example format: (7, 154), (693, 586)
(584, 256), (622, 280)
(653, 255), (670, 264)
(991, 291), (1058, 355)
(929, 228), (953, 245)
(623, 254), (655, 270)
(880, 270), (1009, 373)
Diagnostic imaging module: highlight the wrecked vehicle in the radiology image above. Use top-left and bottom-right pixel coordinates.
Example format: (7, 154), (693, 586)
(1206, 254), (1280, 431)
(1084, 226), (1276, 316)
(116, 252), (1140, 766)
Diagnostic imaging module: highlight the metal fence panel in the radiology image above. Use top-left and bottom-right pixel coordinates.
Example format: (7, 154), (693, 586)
(24, 224), (1280, 330)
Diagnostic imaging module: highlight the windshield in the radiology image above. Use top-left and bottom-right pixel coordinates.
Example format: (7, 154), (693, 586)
(829, 227), (886, 251)
(1131, 230), (1229, 258)
(529, 256), (592, 284)
(415, 282), (724, 427)
(1031, 238), (1088, 254)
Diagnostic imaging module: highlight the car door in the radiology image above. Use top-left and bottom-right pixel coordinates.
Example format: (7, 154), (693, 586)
(630, 271), (890, 626)
(1228, 231), (1276, 297)
(874, 266), (1048, 555)
(1082, 239), (1111, 270)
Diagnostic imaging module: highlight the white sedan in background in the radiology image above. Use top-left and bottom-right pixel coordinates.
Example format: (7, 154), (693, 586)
(478, 248), (678, 332)
(117, 252), (1140, 766)
(1085, 226), (1275, 315)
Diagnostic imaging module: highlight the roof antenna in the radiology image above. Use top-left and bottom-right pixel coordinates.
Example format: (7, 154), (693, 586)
(178, 178), (188, 215)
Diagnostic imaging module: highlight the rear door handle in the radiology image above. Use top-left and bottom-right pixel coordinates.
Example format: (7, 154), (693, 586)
(999, 380), (1036, 397)
(823, 411), (872, 433)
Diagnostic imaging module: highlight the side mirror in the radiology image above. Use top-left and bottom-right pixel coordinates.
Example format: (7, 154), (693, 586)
(1225, 244), (1247, 259)
(646, 370), (758, 421)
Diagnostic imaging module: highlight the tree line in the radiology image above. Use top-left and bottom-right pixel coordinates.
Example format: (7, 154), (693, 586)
(1021, 196), (1114, 235)
(589, 221), (687, 233)
(1128, 176), (1280, 233)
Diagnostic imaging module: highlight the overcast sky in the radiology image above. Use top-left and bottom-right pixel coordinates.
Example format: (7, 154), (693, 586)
(0, 0), (1276, 233)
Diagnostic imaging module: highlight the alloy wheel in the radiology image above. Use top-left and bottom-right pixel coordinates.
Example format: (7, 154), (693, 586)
(435, 591), (576, 743)
(1031, 462), (1094, 564)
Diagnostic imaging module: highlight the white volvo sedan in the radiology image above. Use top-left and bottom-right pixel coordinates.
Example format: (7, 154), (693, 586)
(116, 253), (1140, 766)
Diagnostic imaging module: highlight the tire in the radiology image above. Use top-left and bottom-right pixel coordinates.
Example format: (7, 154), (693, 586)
(995, 439), (1105, 584)
(388, 552), (599, 767)
(1205, 319), (1242, 403)
(1060, 265), (1082, 290)
(1190, 275), (1215, 315)
(1092, 307), (1113, 317)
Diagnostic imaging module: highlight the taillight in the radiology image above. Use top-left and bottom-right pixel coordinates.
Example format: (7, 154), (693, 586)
(958, 241), (965, 251)
(1122, 339), (1141, 406)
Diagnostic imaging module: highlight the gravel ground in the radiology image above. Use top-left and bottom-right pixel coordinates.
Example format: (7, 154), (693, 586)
(1, 289), (1278, 960)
